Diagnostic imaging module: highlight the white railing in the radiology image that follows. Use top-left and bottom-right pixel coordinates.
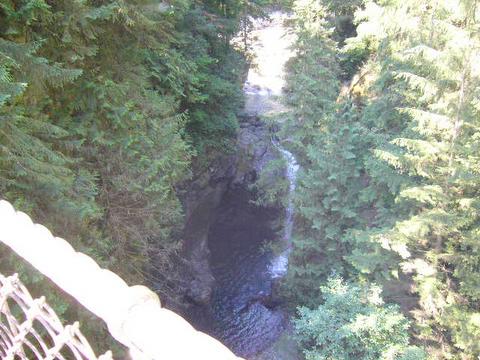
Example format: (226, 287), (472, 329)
(0, 199), (242, 360)
(0, 273), (113, 360)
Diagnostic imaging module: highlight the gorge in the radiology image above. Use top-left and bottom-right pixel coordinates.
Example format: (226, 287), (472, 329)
(182, 12), (299, 358)
(3, 0), (479, 358)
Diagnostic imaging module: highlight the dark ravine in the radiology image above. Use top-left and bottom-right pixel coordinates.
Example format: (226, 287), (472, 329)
(181, 153), (237, 306)
(181, 112), (282, 306)
(182, 112), (288, 358)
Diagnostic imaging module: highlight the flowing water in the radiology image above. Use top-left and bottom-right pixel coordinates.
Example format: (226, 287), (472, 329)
(191, 12), (299, 358)
(268, 143), (299, 279)
(206, 188), (286, 357)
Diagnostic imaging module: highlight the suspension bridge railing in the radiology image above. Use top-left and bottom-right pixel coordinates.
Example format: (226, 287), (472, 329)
(0, 199), (242, 360)
(0, 273), (113, 360)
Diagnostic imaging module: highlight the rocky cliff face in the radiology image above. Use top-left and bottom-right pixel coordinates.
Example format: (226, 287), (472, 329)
(182, 154), (235, 305)
(182, 114), (280, 306)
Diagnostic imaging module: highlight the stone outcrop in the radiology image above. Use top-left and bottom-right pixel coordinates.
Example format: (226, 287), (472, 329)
(182, 154), (235, 305)
(234, 115), (279, 186)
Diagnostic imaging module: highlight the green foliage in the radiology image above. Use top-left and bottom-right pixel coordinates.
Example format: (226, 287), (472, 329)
(346, 0), (480, 356)
(253, 155), (290, 208)
(282, 0), (340, 162)
(283, 0), (480, 358)
(280, 1), (374, 306)
(294, 277), (426, 360)
(0, 0), (263, 354)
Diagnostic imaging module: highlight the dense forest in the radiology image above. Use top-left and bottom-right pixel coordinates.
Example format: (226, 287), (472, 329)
(0, 0), (264, 354)
(282, 0), (480, 358)
(1, 0), (480, 359)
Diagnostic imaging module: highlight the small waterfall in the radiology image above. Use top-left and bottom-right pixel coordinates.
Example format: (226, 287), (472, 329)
(269, 143), (299, 278)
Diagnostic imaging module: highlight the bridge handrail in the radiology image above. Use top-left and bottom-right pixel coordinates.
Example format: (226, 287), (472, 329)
(0, 199), (241, 360)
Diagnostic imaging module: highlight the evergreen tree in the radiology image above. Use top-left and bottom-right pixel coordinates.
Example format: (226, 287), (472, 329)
(295, 277), (425, 360)
(283, 0), (480, 357)
(345, 0), (480, 355)
(0, 0), (265, 354)
(281, 0), (371, 306)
